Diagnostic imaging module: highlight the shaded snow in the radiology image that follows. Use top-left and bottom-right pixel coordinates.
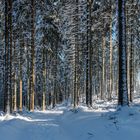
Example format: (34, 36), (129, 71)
(0, 99), (140, 140)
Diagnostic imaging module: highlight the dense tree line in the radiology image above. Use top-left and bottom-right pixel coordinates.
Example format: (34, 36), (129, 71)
(0, 0), (139, 113)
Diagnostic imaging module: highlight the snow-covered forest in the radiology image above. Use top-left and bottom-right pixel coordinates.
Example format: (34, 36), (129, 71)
(0, 0), (140, 140)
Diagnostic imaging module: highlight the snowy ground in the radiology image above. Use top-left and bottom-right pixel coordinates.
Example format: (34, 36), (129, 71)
(0, 99), (140, 140)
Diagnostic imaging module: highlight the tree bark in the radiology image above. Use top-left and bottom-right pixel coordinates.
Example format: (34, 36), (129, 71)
(86, 0), (93, 106)
(29, 0), (35, 111)
(101, 33), (106, 100)
(109, 7), (113, 100)
(4, 0), (13, 113)
(118, 0), (129, 105)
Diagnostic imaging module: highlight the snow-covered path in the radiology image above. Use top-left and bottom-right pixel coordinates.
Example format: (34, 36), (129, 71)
(0, 110), (63, 140)
(0, 102), (140, 140)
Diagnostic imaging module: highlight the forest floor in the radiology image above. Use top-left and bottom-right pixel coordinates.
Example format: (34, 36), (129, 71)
(0, 98), (140, 140)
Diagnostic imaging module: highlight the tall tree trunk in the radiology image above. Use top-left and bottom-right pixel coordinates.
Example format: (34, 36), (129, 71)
(13, 41), (17, 112)
(86, 0), (92, 106)
(4, 0), (13, 113)
(73, 0), (79, 108)
(29, 0), (35, 111)
(19, 37), (24, 111)
(42, 47), (46, 111)
(126, 8), (130, 102)
(118, 0), (129, 105)
(129, 28), (134, 102)
(109, 7), (113, 100)
(26, 43), (30, 110)
(14, 74), (17, 111)
(53, 43), (58, 108)
(101, 33), (106, 100)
